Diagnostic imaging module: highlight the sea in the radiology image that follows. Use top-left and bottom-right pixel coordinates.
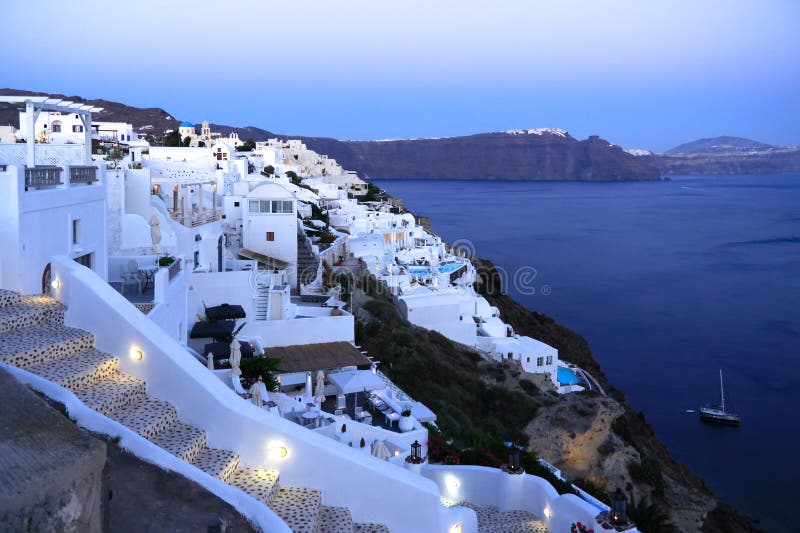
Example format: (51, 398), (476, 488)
(372, 174), (800, 532)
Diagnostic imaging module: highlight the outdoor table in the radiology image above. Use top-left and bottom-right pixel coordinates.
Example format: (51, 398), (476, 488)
(205, 303), (246, 321)
(302, 411), (320, 420)
(138, 265), (159, 291)
(385, 412), (400, 428)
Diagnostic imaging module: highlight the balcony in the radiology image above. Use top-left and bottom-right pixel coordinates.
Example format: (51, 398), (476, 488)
(69, 166), (97, 185)
(24, 166), (62, 190)
(169, 208), (222, 228)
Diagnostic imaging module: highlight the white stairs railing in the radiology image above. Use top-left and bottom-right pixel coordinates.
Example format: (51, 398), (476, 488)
(249, 269), (272, 321)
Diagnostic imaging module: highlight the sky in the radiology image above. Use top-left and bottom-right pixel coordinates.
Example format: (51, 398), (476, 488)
(2, 0), (799, 152)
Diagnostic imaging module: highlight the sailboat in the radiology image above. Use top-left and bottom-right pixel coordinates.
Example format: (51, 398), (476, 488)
(699, 369), (741, 426)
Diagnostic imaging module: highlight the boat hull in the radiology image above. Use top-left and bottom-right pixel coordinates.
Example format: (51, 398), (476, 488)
(699, 409), (741, 426)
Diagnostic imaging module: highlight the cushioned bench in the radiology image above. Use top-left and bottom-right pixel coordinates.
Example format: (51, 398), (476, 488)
(205, 303), (246, 321)
(189, 319), (236, 341)
(203, 340), (255, 360)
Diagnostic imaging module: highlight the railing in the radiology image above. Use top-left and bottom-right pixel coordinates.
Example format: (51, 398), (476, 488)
(69, 165), (97, 185)
(24, 166), (62, 190)
(169, 209), (222, 228)
(167, 259), (182, 281)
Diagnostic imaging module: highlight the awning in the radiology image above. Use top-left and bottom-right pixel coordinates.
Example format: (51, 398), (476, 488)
(238, 249), (289, 270)
(268, 342), (371, 373)
(328, 370), (385, 395)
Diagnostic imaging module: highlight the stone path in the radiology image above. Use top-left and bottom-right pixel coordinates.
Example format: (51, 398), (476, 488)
(0, 291), (385, 533)
(441, 497), (550, 533)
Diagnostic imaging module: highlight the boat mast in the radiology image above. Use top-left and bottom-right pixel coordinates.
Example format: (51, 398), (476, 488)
(719, 369), (725, 412)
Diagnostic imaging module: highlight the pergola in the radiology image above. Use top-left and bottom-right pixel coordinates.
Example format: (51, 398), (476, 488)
(0, 96), (103, 166)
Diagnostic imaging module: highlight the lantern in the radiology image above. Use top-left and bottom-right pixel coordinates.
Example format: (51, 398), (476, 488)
(508, 444), (521, 472)
(410, 440), (422, 462)
(611, 488), (628, 524)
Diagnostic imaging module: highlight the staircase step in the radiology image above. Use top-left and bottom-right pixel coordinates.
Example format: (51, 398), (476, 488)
(0, 289), (22, 308)
(229, 468), (280, 505)
(352, 524), (390, 533)
(73, 374), (146, 416)
(0, 324), (94, 370)
(25, 349), (119, 391)
(318, 505), (353, 533)
(150, 420), (207, 463)
(0, 296), (63, 333)
(192, 447), (240, 483)
(108, 394), (178, 440)
(270, 486), (322, 533)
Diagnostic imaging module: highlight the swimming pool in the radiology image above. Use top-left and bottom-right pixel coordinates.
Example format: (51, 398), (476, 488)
(407, 262), (464, 275)
(557, 367), (582, 385)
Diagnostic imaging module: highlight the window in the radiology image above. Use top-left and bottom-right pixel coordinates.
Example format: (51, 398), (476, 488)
(234, 201), (240, 207)
(536, 357), (544, 367)
(249, 199), (292, 214)
(507, 353), (512, 359)
(266, 232), (275, 242)
(282, 200), (293, 213)
(546, 356), (553, 365)
(526, 357), (531, 363)
(72, 219), (80, 245)
(51, 122), (61, 133)
(249, 200), (260, 213)
(72, 125), (84, 133)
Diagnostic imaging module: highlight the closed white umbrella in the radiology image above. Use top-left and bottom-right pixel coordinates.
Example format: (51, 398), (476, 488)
(314, 370), (326, 406)
(206, 353), (214, 371)
(229, 340), (244, 394)
(304, 371), (313, 399)
(370, 439), (392, 461)
(250, 377), (264, 407)
(149, 215), (162, 254)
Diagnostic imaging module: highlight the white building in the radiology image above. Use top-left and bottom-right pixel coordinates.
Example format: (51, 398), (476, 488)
(0, 96), (108, 294)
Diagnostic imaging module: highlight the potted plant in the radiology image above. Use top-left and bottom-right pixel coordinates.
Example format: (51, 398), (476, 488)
(158, 255), (175, 267)
(399, 408), (414, 432)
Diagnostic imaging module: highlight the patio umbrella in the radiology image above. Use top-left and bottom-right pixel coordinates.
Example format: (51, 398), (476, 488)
(229, 340), (243, 393)
(250, 380), (263, 407)
(370, 439), (392, 461)
(328, 370), (385, 395)
(149, 215), (162, 254)
(314, 370), (326, 406)
(304, 371), (313, 398)
(206, 353), (214, 371)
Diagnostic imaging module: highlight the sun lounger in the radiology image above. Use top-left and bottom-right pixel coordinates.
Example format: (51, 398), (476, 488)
(205, 303), (246, 321)
(190, 319), (236, 340)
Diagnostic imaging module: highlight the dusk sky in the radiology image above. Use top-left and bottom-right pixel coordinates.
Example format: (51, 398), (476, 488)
(2, 0), (799, 151)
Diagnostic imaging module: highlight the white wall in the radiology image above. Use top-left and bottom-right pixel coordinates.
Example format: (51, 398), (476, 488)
(50, 256), (449, 532)
(422, 464), (617, 533)
(0, 164), (108, 294)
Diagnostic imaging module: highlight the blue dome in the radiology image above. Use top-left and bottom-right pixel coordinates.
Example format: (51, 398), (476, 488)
(179, 121), (194, 128)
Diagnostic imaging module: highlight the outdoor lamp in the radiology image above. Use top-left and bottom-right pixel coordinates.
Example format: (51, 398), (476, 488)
(411, 440), (422, 461)
(611, 488), (628, 524)
(509, 445), (521, 472)
(153, 184), (160, 195)
(50, 278), (61, 290)
(130, 348), (143, 361)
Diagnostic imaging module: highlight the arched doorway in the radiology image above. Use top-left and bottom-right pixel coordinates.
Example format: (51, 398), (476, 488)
(41, 263), (52, 296)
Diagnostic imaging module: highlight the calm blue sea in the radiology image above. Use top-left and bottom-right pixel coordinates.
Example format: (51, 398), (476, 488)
(373, 175), (800, 532)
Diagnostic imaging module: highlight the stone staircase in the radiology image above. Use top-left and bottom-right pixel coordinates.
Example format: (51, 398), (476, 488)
(297, 229), (320, 286)
(0, 289), (388, 533)
(441, 497), (549, 533)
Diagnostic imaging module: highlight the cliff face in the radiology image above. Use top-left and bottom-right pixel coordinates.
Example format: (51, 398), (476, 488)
(327, 132), (663, 181)
(647, 149), (800, 175)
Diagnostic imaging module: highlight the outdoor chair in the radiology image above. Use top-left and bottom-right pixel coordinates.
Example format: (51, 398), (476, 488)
(119, 264), (143, 295)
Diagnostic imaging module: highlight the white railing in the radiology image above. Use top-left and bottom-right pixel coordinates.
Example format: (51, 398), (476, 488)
(0, 143), (86, 167)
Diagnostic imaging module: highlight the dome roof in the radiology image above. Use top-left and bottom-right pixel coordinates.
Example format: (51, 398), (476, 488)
(179, 121), (194, 128)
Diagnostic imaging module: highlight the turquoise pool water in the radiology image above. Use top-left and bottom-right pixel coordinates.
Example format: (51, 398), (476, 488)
(407, 262), (463, 275)
(557, 367), (581, 385)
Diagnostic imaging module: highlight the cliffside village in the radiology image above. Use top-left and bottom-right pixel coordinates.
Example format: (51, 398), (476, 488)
(0, 95), (637, 533)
